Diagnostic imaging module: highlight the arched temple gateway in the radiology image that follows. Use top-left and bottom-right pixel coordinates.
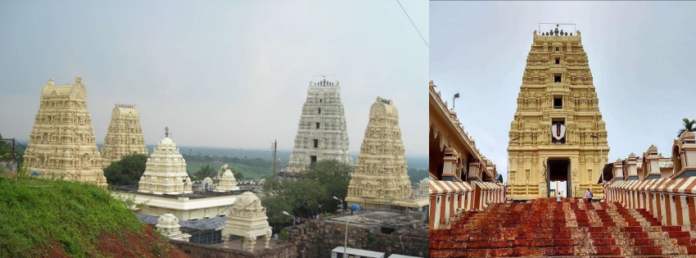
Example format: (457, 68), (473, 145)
(507, 29), (609, 200)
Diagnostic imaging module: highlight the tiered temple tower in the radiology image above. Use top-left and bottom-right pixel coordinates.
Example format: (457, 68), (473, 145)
(138, 128), (192, 195)
(346, 97), (412, 209)
(101, 104), (148, 168)
(283, 77), (352, 175)
(507, 27), (609, 200)
(23, 77), (107, 187)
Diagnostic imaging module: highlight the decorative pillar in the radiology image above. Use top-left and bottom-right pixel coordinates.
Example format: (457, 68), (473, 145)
(674, 132), (696, 177)
(613, 158), (624, 181)
(468, 161), (480, 182)
(441, 147), (458, 181)
(625, 153), (638, 181)
(645, 145), (661, 179)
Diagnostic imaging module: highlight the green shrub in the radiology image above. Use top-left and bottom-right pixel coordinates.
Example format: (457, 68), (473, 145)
(0, 177), (145, 257)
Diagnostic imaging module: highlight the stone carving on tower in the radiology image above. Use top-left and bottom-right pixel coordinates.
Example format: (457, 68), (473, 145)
(507, 27), (609, 199)
(282, 77), (353, 175)
(345, 97), (412, 209)
(137, 127), (193, 195)
(101, 104), (148, 168)
(23, 77), (108, 187)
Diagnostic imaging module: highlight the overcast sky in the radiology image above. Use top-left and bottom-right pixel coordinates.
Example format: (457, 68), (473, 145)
(431, 2), (696, 180)
(0, 0), (428, 156)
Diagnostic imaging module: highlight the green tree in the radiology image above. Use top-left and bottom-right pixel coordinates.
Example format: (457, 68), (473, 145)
(678, 118), (696, 137)
(305, 160), (352, 211)
(261, 194), (294, 224)
(233, 170), (245, 181)
(195, 164), (216, 179)
(286, 179), (328, 215)
(0, 132), (9, 160)
(104, 154), (148, 186)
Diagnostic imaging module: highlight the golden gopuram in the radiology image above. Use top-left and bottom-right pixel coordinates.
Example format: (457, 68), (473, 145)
(507, 27), (609, 200)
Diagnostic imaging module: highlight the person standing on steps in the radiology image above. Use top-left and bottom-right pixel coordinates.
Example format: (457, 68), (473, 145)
(585, 189), (593, 203)
(556, 191), (562, 203)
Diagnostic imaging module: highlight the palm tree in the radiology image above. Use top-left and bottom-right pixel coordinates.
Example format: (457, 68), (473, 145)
(196, 164), (217, 180)
(678, 118), (696, 137)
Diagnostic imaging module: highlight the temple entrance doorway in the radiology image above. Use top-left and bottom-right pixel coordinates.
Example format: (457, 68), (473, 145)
(546, 158), (571, 198)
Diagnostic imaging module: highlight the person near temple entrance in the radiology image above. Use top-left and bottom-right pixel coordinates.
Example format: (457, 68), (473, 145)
(585, 189), (593, 203)
(556, 191), (562, 203)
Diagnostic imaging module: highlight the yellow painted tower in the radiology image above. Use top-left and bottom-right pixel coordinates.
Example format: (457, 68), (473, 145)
(507, 27), (608, 200)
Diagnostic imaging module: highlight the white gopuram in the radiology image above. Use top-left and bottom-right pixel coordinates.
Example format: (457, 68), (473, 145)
(101, 104), (148, 168)
(283, 77), (353, 175)
(346, 97), (415, 209)
(138, 127), (193, 195)
(23, 77), (108, 187)
(222, 191), (273, 253)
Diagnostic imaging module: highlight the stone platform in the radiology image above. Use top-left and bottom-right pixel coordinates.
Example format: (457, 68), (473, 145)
(430, 198), (696, 257)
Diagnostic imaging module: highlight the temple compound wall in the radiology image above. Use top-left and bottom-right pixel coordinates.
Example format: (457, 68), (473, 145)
(507, 28), (609, 200)
(23, 77), (107, 187)
(346, 97), (427, 210)
(101, 104), (148, 168)
(282, 78), (352, 177)
(429, 81), (505, 230)
(607, 131), (696, 226)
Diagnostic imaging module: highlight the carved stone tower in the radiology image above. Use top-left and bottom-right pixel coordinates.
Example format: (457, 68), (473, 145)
(346, 97), (412, 209)
(101, 104), (148, 168)
(283, 77), (352, 175)
(23, 77), (108, 187)
(507, 28), (609, 200)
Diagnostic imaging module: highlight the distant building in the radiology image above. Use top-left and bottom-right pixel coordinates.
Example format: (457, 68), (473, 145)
(100, 104), (148, 168)
(346, 97), (427, 210)
(282, 77), (353, 179)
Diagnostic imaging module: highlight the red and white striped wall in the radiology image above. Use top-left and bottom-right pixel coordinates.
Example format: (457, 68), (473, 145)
(607, 177), (696, 226)
(429, 180), (506, 229)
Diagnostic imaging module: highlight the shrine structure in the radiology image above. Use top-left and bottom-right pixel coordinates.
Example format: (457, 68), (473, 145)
(507, 28), (609, 200)
(281, 77), (352, 179)
(346, 97), (427, 210)
(23, 77), (108, 187)
(101, 104), (148, 168)
(138, 127), (193, 195)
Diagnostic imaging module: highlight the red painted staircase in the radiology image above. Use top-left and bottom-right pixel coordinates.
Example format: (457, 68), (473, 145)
(430, 198), (696, 257)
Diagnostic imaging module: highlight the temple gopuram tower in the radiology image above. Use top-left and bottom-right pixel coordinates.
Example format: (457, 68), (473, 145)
(138, 127), (192, 195)
(101, 104), (148, 168)
(282, 77), (352, 177)
(346, 97), (413, 209)
(23, 77), (108, 187)
(507, 27), (609, 200)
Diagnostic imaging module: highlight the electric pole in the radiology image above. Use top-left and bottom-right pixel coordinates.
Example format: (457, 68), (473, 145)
(272, 140), (277, 177)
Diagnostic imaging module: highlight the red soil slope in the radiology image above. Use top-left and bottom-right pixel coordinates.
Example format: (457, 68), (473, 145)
(43, 226), (188, 258)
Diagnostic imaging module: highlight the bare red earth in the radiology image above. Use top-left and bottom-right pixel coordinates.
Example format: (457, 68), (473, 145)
(43, 226), (188, 258)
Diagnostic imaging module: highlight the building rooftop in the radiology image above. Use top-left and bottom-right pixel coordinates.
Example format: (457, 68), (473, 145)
(115, 184), (244, 199)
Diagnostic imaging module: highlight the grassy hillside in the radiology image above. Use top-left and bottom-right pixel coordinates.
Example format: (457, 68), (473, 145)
(0, 176), (186, 258)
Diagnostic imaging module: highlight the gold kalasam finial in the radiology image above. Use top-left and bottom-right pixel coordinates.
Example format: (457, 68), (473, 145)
(165, 127), (169, 137)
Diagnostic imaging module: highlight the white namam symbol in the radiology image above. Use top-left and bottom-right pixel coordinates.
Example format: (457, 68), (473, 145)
(551, 123), (566, 140)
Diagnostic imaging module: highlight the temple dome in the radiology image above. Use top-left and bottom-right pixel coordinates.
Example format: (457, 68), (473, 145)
(160, 137), (173, 145)
(234, 191), (262, 210)
(222, 169), (235, 179)
(157, 213), (179, 227)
